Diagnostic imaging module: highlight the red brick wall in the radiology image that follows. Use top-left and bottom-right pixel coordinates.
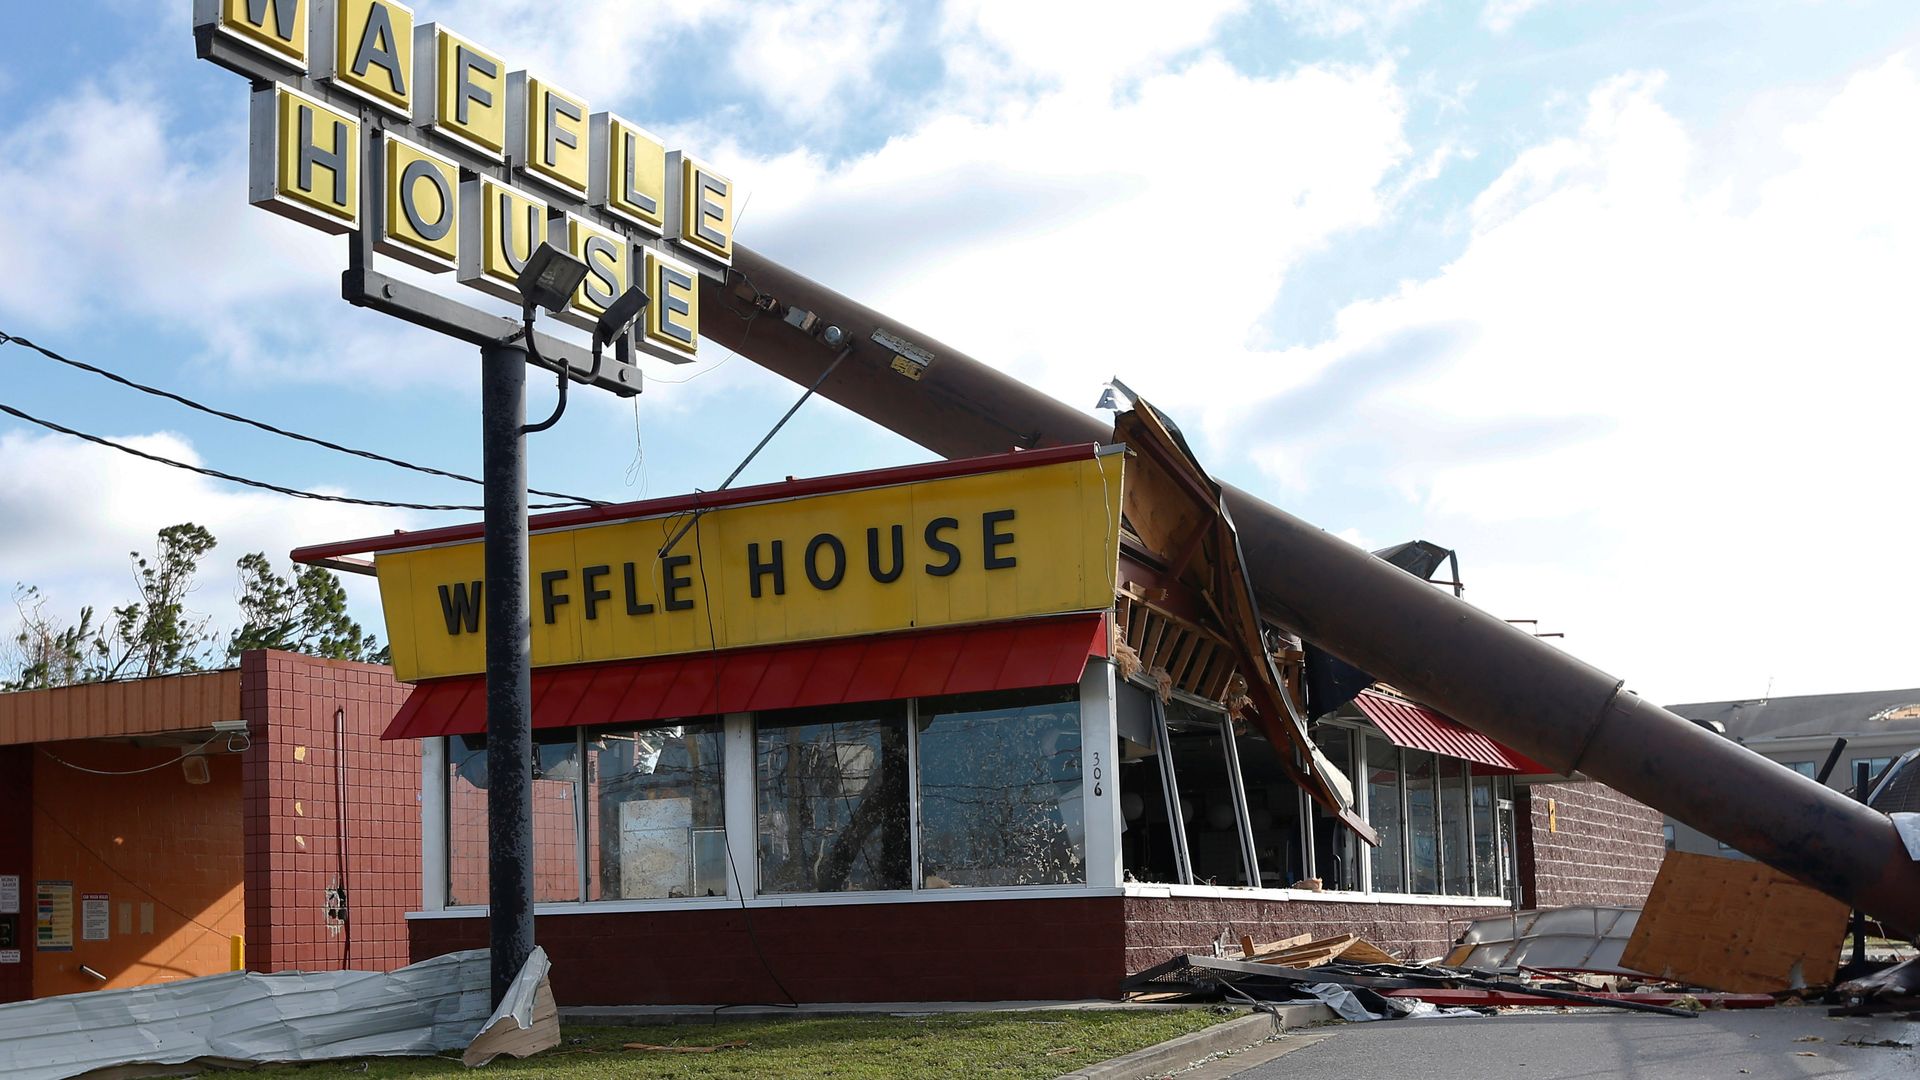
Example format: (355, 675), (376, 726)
(30, 741), (243, 997)
(1122, 895), (1494, 970)
(1516, 781), (1664, 909)
(0, 746), (31, 1003)
(242, 652), (419, 973)
(410, 897), (1126, 1004)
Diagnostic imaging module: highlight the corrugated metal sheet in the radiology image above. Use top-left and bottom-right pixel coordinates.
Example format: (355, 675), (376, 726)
(0, 669), (239, 747)
(1445, 906), (1646, 975)
(1353, 689), (1543, 773)
(0, 948), (545, 1080)
(384, 614), (1109, 740)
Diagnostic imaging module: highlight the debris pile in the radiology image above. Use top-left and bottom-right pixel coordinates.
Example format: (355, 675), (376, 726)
(1125, 848), (1920, 1025)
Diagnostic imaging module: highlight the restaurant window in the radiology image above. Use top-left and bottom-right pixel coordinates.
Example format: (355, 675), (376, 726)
(756, 702), (912, 894)
(1365, 736), (1405, 893)
(916, 687), (1085, 887)
(446, 731), (583, 906)
(1440, 759), (1472, 896)
(1785, 760), (1817, 779)
(1166, 700), (1255, 887)
(1404, 750), (1440, 894)
(1472, 774), (1501, 896)
(585, 720), (727, 900)
(1311, 727), (1361, 891)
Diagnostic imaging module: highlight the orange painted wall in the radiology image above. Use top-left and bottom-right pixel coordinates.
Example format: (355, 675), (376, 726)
(30, 740), (244, 997)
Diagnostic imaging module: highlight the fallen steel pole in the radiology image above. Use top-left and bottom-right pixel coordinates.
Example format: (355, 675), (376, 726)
(700, 245), (1920, 940)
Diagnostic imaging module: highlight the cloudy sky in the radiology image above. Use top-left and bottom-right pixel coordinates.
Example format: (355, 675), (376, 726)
(2, 0), (1916, 705)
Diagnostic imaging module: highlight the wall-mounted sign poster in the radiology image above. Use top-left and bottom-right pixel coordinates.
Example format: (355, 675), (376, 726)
(82, 894), (111, 942)
(193, 0), (728, 365)
(0, 873), (19, 914)
(36, 881), (74, 952)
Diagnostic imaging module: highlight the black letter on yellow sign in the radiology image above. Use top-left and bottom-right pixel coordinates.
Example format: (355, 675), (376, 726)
(806, 534), (846, 590)
(541, 569), (571, 624)
(663, 554), (696, 611)
(983, 509), (1017, 570)
(925, 517), (960, 577)
(867, 525), (903, 583)
(439, 581), (482, 635)
(749, 541), (785, 598)
(623, 562), (654, 615)
(352, 3), (406, 96)
(298, 106), (350, 206)
(582, 564), (611, 619)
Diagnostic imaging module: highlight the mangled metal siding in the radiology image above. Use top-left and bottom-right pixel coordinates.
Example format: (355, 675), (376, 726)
(0, 948), (550, 1080)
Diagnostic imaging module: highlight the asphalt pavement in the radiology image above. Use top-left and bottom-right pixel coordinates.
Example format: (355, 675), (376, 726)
(1223, 1008), (1919, 1080)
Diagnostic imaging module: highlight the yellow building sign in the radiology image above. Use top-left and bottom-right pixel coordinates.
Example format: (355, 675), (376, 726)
(314, 0), (413, 116)
(376, 453), (1124, 682)
(374, 132), (458, 270)
(202, 0), (736, 365)
(249, 83), (358, 232)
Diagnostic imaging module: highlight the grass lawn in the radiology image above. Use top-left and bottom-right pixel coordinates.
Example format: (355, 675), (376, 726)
(244, 1008), (1244, 1079)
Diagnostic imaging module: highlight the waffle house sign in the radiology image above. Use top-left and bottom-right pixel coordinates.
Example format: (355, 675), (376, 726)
(193, 0), (729, 363)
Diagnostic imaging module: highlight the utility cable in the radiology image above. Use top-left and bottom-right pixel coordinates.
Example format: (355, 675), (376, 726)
(688, 509), (799, 1011)
(0, 330), (605, 507)
(0, 400), (584, 512)
(41, 735), (220, 776)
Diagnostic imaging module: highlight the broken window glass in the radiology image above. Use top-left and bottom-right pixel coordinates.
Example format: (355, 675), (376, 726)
(1165, 700), (1255, 887)
(1311, 727), (1361, 891)
(446, 731), (583, 905)
(1472, 774), (1499, 896)
(1406, 750), (1440, 894)
(1441, 759), (1472, 896)
(585, 720), (727, 900)
(916, 687), (1085, 887)
(1366, 736), (1405, 893)
(756, 703), (912, 894)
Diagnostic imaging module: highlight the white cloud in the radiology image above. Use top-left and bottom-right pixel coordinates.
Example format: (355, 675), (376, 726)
(724, 55), (1413, 413)
(1226, 57), (1920, 702)
(1277, 0), (1431, 38)
(727, 0), (907, 125)
(941, 0), (1250, 96)
(0, 429), (407, 661)
(1482, 0), (1551, 33)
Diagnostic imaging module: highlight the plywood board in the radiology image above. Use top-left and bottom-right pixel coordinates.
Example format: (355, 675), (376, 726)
(1620, 850), (1849, 993)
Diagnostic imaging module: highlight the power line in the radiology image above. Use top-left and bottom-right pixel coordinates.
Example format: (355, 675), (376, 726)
(0, 400), (583, 512)
(0, 329), (605, 507)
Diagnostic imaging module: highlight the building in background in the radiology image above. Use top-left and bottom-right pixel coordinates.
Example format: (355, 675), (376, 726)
(1664, 689), (1920, 857)
(298, 443), (1666, 1006)
(0, 652), (417, 1004)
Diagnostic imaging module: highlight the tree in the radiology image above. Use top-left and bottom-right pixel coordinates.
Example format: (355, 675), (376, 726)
(105, 522), (220, 680)
(228, 553), (386, 665)
(2, 586), (98, 691)
(2, 522), (387, 691)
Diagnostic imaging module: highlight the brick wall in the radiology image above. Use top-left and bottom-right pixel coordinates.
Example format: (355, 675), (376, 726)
(1122, 895), (1494, 971)
(30, 740), (244, 997)
(0, 746), (31, 1003)
(411, 897), (1126, 1004)
(242, 651), (419, 973)
(1516, 781), (1665, 909)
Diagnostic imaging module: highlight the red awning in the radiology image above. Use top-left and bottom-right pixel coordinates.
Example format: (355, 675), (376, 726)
(1352, 689), (1550, 774)
(383, 614), (1109, 740)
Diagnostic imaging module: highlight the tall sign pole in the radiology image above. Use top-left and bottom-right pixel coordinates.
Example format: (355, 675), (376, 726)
(195, 0), (725, 1006)
(480, 341), (534, 1003)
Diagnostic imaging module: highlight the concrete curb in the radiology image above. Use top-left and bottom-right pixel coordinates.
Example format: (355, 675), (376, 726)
(1054, 1004), (1334, 1080)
